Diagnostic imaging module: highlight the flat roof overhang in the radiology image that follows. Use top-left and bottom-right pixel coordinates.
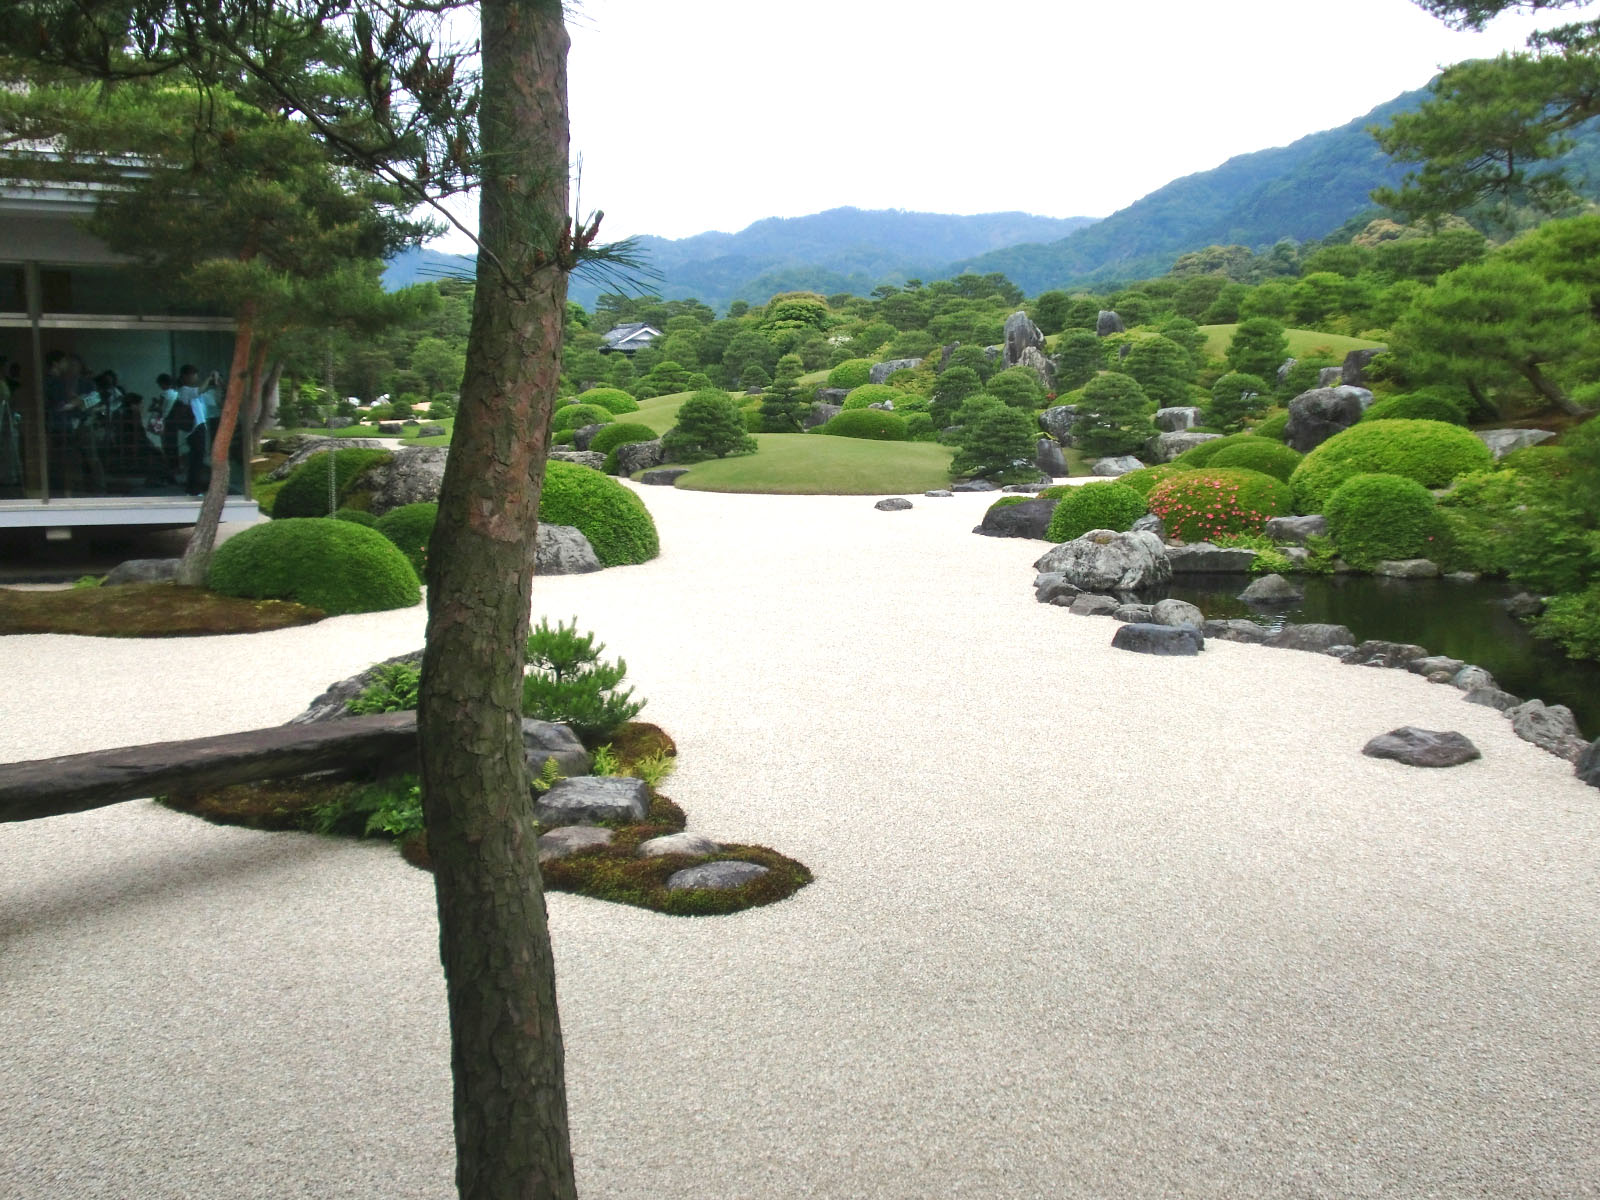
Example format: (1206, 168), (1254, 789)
(0, 497), (262, 529)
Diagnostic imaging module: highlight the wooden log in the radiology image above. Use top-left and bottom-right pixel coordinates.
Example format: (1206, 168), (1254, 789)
(0, 711), (419, 824)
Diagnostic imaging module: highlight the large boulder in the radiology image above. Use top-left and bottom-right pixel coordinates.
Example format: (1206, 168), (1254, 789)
(548, 449), (605, 471)
(1506, 700), (1588, 761)
(533, 776), (651, 825)
(1036, 439), (1068, 477)
(266, 436), (387, 481)
(104, 558), (180, 586)
(977, 497), (1058, 539)
(1150, 598), (1204, 628)
(1153, 407), (1201, 433)
(1341, 347), (1385, 386)
(1003, 311), (1046, 367)
(521, 719), (593, 778)
(353, 445), (449, 515)
(1017, 344), (1056, 391)
(869, 357), (923, 385)
(1039, 405), (1078, 444)
(1576, 739), (1600, 789)
(1238, 574), (1303, 604)
(1092, 455), (1144, 477)
(1112, 623), (1204, 656)
(1317, 366), (1345, 387)
(572, 422), (608, 451)
(814, 387), (851, 406)
(1166, 543), (1258, 573)
(288, 651), (424, 724)
(416, 423), (446, 438)
(535, 524), (602, 576)
(1266, 623), (1356, 653)
(1032, 530), (1171, 592)
(1362, 727), (1481, 768)
(1283, 386), (1374, 453)
(1475, 428), (1557, 459)
(1150, 431), (1222, 462)
(614, 439), (664, 476)
(1095, 310), (1124, 337)
(1264, 515), (1327, 545)
(803, 402), (842, 430)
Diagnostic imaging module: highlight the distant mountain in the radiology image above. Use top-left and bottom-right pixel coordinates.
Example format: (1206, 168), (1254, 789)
(383, 246), (475, 290)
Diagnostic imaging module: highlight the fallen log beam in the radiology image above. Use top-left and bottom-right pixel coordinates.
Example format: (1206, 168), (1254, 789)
(0, 711), (419, 824)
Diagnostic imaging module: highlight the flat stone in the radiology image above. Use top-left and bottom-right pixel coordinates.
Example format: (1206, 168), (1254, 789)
(638, 831), (720, 859)
(548, 449), (605, 471)
(1443, 571), (1481, 584)
(1464, 687), (1522, 712)
(666, 861), (771, 891)
(1111, 622), (1205, 656)
(1001, 480), (1050, 493)
(875, 497), (913, 511)
(1150, 598), (1204, 629)
(1406, 655), (1466, 678)
(1238, 574), (1303, 604)
(533, 776), (650, 826)
(1070, 593), (1120, 616)
(1341, 640), (1429, 669)
(1374, 558), (1440, 578)
(522, 719), (591, 778)
(1203, 618), (1272, 644)
(951, 479), (1000, 492)
(639, 467), (690, 486)
(103, 558), (181, 586)
(1113, 603), (1153, 623)
(1091, 456), (1143, 477)
(537, 825), (613, 864)
(1475, 428), (1556, 459)
(924, 489), (953, 498)
(1263, 515), (1327, 545)
(1166, 543), (1258, 573)
(1266, 623), (1357, 654)
(1362, 727), (1482, 768)
(1506, 700), (1588, 762)
(1453, 665), (1497, 692)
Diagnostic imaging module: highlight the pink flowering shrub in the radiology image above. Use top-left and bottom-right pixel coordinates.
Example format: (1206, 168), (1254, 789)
(1145, 468), (1293, 542)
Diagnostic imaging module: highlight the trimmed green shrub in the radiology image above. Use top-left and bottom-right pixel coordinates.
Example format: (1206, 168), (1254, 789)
(985, 365), (1046, 410)
(842, 383), (901, 410)
(904, 413), (935, 439)
(539, 459), (660, 566)
(1175, 432), (1271, 469)
(819, 408), (909, 440)
(1499, 444), (1572, 480)
(1207, 439), (1304, 483)
(1252, 410), (1290, 441)
(827, 358), (874, 389)
(1076, 372), (1156, 456)
(1290, 419), (1493, 512)
(949, 396), (1037, 482)
(271, 448), (393, 519)
(1360, 391), (1467, 425)
(552, 430), (575, 446)
(522, 617), (644, 744)
(574, 387), (640, 415)
(660, 389), (756, 462)
(374, 502), (438, 574)
(552, 403), (609, 433)
(1146, 468), (1293, 542)
(208, 518), (421, 614)
(1323, 473), (1444, 568)
(1045, 482), (1148, 542)
(333, 508), (378, 527)
(589, 422), (658, 458)
(1114, 463), (1189, 496)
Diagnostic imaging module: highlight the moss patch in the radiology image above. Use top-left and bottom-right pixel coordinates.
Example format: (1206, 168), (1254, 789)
(0, 582), (324, 637)
(609, 721), (677, 765)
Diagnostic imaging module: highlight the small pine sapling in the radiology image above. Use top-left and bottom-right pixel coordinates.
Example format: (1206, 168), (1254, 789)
(522, 617), (645, 744)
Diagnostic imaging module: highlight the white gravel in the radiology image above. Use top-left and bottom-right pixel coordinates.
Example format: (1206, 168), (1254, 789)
(3, 487), (1598, 1199)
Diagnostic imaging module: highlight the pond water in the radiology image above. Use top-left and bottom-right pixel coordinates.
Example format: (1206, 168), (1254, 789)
(1159, 573), (1600, 739)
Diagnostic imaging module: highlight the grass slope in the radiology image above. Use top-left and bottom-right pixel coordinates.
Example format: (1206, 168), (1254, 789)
(671, 433), (953, 495)
(1199, 325), (1385, 362)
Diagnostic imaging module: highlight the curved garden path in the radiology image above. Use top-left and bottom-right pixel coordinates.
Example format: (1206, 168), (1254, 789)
(3, 487), (1597, 1198)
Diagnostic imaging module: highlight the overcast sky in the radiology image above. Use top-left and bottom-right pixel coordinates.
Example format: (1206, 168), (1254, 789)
(431, 0), (1572, 251)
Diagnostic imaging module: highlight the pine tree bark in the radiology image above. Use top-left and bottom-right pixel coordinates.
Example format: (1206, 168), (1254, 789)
(177, 303), (255, 586)
(416, 2), (579, 1198)
(1522, 360), (1590, 417)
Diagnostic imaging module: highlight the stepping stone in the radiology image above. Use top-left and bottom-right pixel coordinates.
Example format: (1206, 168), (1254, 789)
(1362, 727), (1481, 768)
(537, 826), (613, 863)
(666, 861), (770, 891)
(638, 831), (720, 859)
(1111, 622), (1204, 656)
(1069, 593), (1119, 616)
(875, 497), (912, 511)
(534, 776), (650, 825)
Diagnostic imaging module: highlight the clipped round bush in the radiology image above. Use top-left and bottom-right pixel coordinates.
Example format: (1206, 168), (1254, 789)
(1360, 391), (1467, 425)
(1290, 419), (1493, 512)
(818, 408), (909, 441)
(574, 387), (640, 415)
(904, 412), (935, 439)
(333, 508), (378, 527)
(209, 518), (421, 614)
(271, 448), (393, 519)
(1146, 468), (1293, 542)
(552, 403), (609, 433)
(1045, 482), (1148, 542)
(1115, 463), (1190, 496)
(987, 495), (1032, 512)
(1207, 438), (1303, 482)
(1499, 444), (1572, 480)
(374, 502), (438, 574)
(827, 358), (874, 389)
(1252, 410), (1290, 441)
(1174, 432), (1277, 469)
(539, 459), (659, 566)
(1323, 473), (1443, 568)
(842, 383), (901, 410)
(589, 422), (658, 458)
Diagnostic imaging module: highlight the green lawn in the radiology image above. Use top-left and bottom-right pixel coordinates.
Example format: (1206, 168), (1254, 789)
(276, 417), (454, 447)
(797, 369), (830, 388)
(1200, 325), (1385, 361)
(668, 433), (954, 495)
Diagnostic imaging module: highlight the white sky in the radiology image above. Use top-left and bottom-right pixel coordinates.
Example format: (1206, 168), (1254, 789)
(430, 0), (1579, 251)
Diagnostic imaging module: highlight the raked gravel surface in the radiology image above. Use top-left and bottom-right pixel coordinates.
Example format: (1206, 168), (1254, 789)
(3, 487), (1598, 1200)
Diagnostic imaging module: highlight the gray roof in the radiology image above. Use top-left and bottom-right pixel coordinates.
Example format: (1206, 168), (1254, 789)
(601, 322), (662, 350)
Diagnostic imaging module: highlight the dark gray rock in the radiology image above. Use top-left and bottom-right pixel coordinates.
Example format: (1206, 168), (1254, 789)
(353, 445), (449, 515)
(1464, 687), (1522, 712)
(1203, 619), (1272, 645)
(868, 357), (923, 385)
(1576, 739), (1600, 789)
(639, 466), (689, 486)
(1003, 310), (1046, 367)
(666, 860), (770, 891)
(1476, 428), (1556, 459)
(875, 497), (913, 511)
(534, 524), (602, 577)
(925, 489), (953, 498)
(1266, 623), (1357, 653)
(1034, 574), (1080, 605)
(1112, 622), (1204, 656)
(377, 421), (403, 435)
(638, 831), (719, 859)
(1036, 439), (1068, 477)
(1033, 530), (1171, 592)
(104, 558), (180, 586)
(1362, 727), (1481, 768)
(537, 825), (613, 863)
(1507, 700), (1587, 761)
(1453, 665), (1497, 692)
(1150, 598), (1204, 628)
(616, 439), (665, 476)
(534, 776), (651, 826)
(1341, 347), (1385, 386)
(1153, 406), (1202, 432)
(1374, 558), (1440, 578)
(417, 423), (446, 438)
(1113, 603), (1153, 623)
(548, 449), (605, 471)
(1131, 513), (1167, 540)
(266, 436), (387, 481)
(1341, 640), (1429, 669)
(1070, 593), (1121, 616)
(1238, 574), (1303, 604)
(1504, 592), (1546, 619)
(1091, 456), (1144, 477)
(288, 651), (424, 725)
(572, 422), (608, 451)
(814, 388), (850, 406)
(1276, 357), (1298, 385)
(1283, 386), (1373, 453)
(523, 719), (592, 778)
(1095, 310), (1124, 337)
(1039, 405), (1079, 444)
(325, 416), (354, 429)
(803, 402), (843, 430)
(1264, 515), (1327, 545)
(1166, 543), (1258, 573)
(1406, 655), (1466, 678)
(952, 479), (1000, 492)
(1317, 366), (1345, 387)
(977, 497), (1057, 539)
(1151, 431), (1222, 462)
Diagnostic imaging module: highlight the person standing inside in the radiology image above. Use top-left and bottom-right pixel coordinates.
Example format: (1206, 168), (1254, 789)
(176, 364), (219, 495)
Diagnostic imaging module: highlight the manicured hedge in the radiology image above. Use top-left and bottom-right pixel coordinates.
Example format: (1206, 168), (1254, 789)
(842, 384), (901, 410)
(1206, 438), (1303, 482)
(827, 358), (874, 389)
(818, 408), (909, 441)
(538, 459), (659, 566)
(1323, 473), (1443, 568)
(1252, 410), (1290, 441)
(1174, 432), (1276, 469)
(1045, 482), (1148, 542)
(1145, 468), (1293, 542)
(333, 508), (378, 527)
(552, 403), (609, 433)
(1360, 391), (1467, 425)
(271, 448), (393, 519)
(1114, 463), (1189, 496)
(374, 502), (438, 574)
(574, 387), (641, 415)
(209, 518), (421, 614)
(589, 422), (658, 457)
(1289, 418), (1493, 512)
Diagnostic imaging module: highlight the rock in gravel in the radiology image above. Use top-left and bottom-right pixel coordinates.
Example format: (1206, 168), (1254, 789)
(1341, 640), (1429, 669)
(952, 479), (1000, 492)
(1033, 530), (1171, 592)
(1166, 543), (1258, 573)
(1111, 622), (1204, 656)
(549, 449), (605, 471)
(1506, 700), (1588, 761)
(1033, 572), (1079, 605)
(1238, 574), (1303, 604)
(1266, 623), (1357, 654)
(616, 439), (664, 476)
(538, 826), (613, 863)
(1464, 687), (1522, 713)
(534, 776), (651, 825)
(1362, 727), (1482, 768)
(535, 524), (602, 576)
(1113, 603), (1153, 623)
(1203, 619), (1272, 644)
(1452, 665), (1497, 692)
(1091, 455), (1143, 477)
(1576, 739), (1600, 789)
(1374, 558), (1440, 578)
(666, 861), (770, 891)
(639, 831), (720, 859)
(1069, 593), (1120, 616)
(104, 558), (180, 585)
(875, 497), (913, 511)
(639, 467), (689, 486)
(1263, 515), (1327, 545)
(523, 719), (592, 778)
(925, 489), (953, 498)
(1151, 598), (1204, 629)
(977, 497), (1057, 539)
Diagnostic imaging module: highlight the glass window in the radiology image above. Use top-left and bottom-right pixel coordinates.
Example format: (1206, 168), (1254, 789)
(0, 264), (25, 314)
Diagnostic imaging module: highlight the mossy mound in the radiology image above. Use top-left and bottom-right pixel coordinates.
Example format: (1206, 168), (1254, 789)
(574, 387), (641, 415)
(1046, 481), (1148, 542)
(271, 448), (393, 519)
(1323, 473), (1444, 568)
(0, 583), (322, 637)
(819, 408), (909, 440)
(1290, 419), (1493, 512)
(374, 502), (438, 575)
(1206, 438), (1303, 482)
(208, 518), (421, 614)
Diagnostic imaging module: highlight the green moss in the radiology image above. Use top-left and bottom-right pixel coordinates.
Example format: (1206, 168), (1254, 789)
(208, 518), (421, 614)
(374, 502), (438, 574)
(539, 459), (660, 566)
(270, 448), (393, 519)
(1252, 410), (1289, 441)
(332, 508), (378, 527)
(1323, 473), (1444, 568)
(1146, 468), (1293, 542)
(1360, 391), (1468, 425)
(1290, 419), (1493, 512)
(589, 421), (657, 457)
(1045, 481), (1148, 542)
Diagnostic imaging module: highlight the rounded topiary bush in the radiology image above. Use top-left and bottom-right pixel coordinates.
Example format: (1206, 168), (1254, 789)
(986, 495), (1032, 512)
(538, 459), (659, 566)
(1290, 419), (1493, 512)
(1206, 438), (1303, 482)
(1146, 468), (1293, 542)
(1174, 432), (1276, 469)
(818, 408), (909, 441)
(209, 518), (421, 614)
(1115, 463), (1189, 496)
(1045, 481), (1148, 542)
(374, 502), (438, 574)
(552, 403), (609, 433)
(589, 422), (657, 458)
(574, 387), (640, 415)
(1252, 410), (1290, 441)
(333, 508), (378, 527)
(1360, 391), (1467, 425)
(1323, 473), (1444, 568)
(827, 358), (874, 389)
(841, 383), (901, 410)
(271, 448), (393, 519)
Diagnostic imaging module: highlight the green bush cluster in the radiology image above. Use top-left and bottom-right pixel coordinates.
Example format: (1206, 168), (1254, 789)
(589, 422), (658, 458)
(1323, 473), (1443, 568)
(208, 518), (421, 614)
(842, 383), (901, 410)
(552, 403), (609, 433)
(522, 618), (644, 745)
(827, 359), (874, 389)
(1045, 482), (1148, 542)
(374, 502), (438, 575)
(1207, 438), (1303, 482)
(539, 459), (660, 566)
(333, 508), (378, 527)
(1536, 585), (1600, 661)
(1252, 411), (1290, 441)
(1114, 463), (1190, 496)
(819, 408), (909, 440)
(1145, 468), (1293, 542)
(271, 448), (393, 519)
(1290, 419), (1493, 512)
(660, 390), (756, 462)
(1360, 391), (1467, 425)
(947, 396), (1037, 481)
(1205, 371), (1272, 432)
(574, 387), (641, 414)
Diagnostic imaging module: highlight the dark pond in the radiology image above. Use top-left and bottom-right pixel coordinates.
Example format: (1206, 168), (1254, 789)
(1160, 573), (1600, 738)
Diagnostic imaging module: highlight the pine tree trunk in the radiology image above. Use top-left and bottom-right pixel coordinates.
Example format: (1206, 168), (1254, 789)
(1522, 360), (1590, 417)
(176, 305), (256, 586)
(416, 2), (578, 1198)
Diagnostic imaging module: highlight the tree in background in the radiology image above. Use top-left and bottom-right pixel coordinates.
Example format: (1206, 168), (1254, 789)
(662, 389), (756, 460)
(1054, 330), (1105, 391)
(1226, 317), (1290, 380)
(758, 362), (806, 432)
(411, 336), (468, 396)
(930, 365), (981, 427)
(1030, 289), (1073, 334)
(1075, 372), (1157, 457)
(1121, 334), (1198, 408)
(949, 394), (1037, 482)
(985, 364), (1046, 410)
(1205, 372), (1272, 432)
